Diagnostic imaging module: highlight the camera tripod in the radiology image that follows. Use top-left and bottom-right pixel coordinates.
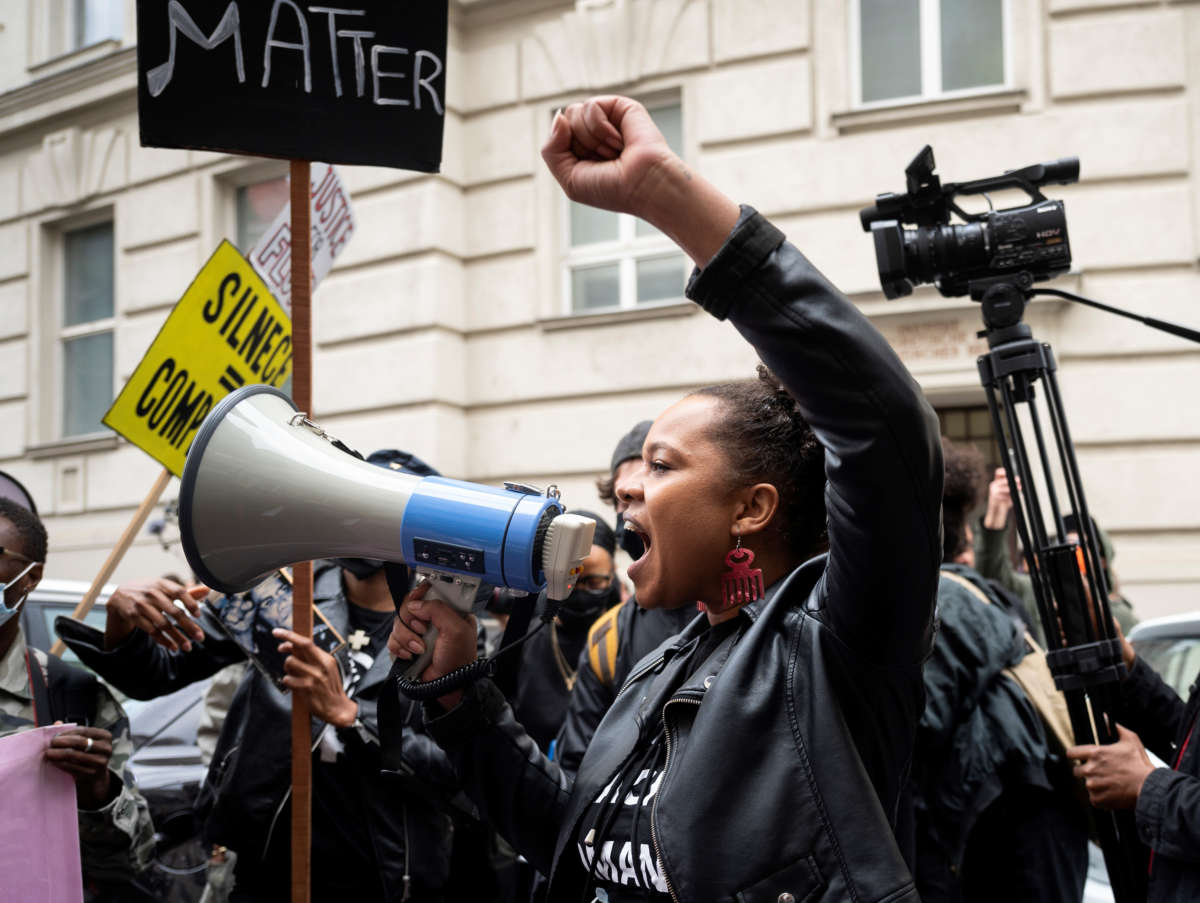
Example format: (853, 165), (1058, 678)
(971, 273), (1200, 903)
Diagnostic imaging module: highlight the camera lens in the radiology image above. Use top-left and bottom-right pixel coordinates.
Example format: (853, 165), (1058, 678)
(869, 221), (912, 299)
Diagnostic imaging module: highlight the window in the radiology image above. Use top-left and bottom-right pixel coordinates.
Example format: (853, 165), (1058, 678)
(72, 0), (122, 51)
(854, 0), (1007, 106)
(232, 174), (291, 395)
(60, 222), (115, 437)
(235, 176), (290, 254)
(937, 405), (999, 472)
(563, 102), (689, 314)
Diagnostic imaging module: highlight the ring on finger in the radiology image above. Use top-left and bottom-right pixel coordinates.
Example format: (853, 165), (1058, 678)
(84, 736), (93, 752)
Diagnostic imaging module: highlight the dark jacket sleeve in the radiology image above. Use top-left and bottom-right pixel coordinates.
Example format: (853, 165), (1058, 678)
(555, 640), (615, 777)
(1117, 657), (1187, 763)
(424, 679), (572, 875)
(1136, 768), (1200, 863)
(56, 615), (246, 700)
(686, 207), (942, 666)
(974, 524), (1044, 645)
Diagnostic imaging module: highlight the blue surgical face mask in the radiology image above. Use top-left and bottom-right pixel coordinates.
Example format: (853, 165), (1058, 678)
(0, 559), (38, 629)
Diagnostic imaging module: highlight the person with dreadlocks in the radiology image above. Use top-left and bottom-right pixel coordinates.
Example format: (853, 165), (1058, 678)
(388, 95), (942, 903)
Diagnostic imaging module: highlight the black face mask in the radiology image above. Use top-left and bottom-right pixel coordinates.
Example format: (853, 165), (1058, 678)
(557, 581), (620, 630)
(614, 513), (645, 561)
(336, 557), (387, 580)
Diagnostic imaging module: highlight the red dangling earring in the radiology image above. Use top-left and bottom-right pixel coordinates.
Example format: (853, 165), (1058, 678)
(709, 535), (764, 613)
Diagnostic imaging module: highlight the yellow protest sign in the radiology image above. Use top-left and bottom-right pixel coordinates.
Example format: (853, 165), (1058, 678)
(103, 241), (293, 476)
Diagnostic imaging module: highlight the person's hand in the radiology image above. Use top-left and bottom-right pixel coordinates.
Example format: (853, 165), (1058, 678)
(273, 628), (358, 728)
(45, 726), (116, 809)
(104, 578), (209, 651)
(983, 467), (1014, 530)
(387, 581), (478, 709)
(1067, 724), (1155, 810)
(542, 95), (739, 267)
(542, 96), (677, 219)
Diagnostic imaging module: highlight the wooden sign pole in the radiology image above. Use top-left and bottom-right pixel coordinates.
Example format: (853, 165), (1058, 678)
(289, 159), (314, 903)
(48, 467), (172, 657)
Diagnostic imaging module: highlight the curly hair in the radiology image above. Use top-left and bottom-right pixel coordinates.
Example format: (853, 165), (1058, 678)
(692, 364), (827, 560)
(0, 498), (48, 562)
(941, 436), (986, 563)
(595, 472), (617, 509)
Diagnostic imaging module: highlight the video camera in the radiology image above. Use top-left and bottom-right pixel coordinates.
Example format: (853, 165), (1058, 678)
(860, 145), (1079, 299)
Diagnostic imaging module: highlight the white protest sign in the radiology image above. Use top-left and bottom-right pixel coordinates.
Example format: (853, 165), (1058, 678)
(248, 162), (356, 311)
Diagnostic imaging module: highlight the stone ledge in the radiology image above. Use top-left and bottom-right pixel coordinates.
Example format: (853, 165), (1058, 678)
(0, 46), (137, 137)
(27, 39), (123, 77)
(27, 433), (121, 460)
(831, 89), (1027, 134)
(538, 299), (697, 332)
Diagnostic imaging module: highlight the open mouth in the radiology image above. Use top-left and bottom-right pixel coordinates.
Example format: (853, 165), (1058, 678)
(623, 516), (651, 561)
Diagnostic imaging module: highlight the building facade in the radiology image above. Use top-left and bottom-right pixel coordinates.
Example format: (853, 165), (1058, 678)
(1, 0), (1198, 619)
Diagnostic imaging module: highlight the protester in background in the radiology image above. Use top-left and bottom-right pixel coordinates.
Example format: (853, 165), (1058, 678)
(1068, 626), (1199, 903)
(0, 498), (156, 901)
(975, 467), (1138, 644)
(909, 439), (1087, 903)
(1062, 510), (1138, 634)
(57, 450), (461, 903)
(500, 510), (618, 754)
(391, 95), (942, 902)
(489, 510), (621, 902)
(556, 421), (695, 776)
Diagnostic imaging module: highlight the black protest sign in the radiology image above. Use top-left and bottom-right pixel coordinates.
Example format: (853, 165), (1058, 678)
(136, 1), (448, 171)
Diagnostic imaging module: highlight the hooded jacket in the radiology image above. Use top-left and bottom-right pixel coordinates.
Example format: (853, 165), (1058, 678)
(423, 207), (943, 902)
(910, 565), (1086, 901)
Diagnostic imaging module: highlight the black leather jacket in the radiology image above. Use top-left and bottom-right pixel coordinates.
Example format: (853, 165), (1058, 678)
(424, 208), (943, 903)
(556, 598), (695, 776)
(57, 568), (460, 900)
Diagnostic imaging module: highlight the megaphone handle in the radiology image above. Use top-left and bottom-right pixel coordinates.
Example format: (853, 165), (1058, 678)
(403, 625), (438, 680)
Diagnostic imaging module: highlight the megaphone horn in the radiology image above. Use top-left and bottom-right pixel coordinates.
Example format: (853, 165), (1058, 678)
(179, 386), (594, 601)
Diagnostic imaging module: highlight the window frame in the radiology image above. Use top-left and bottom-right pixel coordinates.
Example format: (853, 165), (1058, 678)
(849, 0), (1013, 110)
(558, 98), (690, 316)
(214, 161), (291, 256)
(71, 0), (124, 52)
(53, 214), (117, 441)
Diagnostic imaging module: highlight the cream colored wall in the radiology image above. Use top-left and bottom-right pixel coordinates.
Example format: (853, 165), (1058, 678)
(1, 0), (1198, 619)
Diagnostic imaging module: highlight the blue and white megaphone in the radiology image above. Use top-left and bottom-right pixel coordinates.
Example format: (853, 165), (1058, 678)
(177, 386), (596, 624)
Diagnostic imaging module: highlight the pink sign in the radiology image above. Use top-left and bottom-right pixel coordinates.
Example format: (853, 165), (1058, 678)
(0, 725), (83, 903)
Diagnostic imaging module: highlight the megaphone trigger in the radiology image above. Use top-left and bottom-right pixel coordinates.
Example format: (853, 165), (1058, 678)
(403, 624), (438, 682)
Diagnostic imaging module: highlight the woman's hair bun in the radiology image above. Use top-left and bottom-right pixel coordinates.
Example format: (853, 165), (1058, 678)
(694, 365), (827, 559)
(756, 363), (805, 419)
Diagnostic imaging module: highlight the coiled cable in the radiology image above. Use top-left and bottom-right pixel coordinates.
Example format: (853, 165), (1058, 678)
(392, 598), (564, 701)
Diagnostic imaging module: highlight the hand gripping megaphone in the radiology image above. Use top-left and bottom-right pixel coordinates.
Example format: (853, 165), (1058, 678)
(177, 386), (596, 686)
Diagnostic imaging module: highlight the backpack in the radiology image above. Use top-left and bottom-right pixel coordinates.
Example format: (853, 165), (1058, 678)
(585, 602), (623, 687)
(940, 570), (1075, 752)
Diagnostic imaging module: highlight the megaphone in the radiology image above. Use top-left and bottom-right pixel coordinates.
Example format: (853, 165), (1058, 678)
(178, 386), (595, 615)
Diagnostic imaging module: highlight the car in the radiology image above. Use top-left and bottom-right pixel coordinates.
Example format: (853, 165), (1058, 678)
(21, 580), (210, 902)
(20, 578), (113, 665)
(1128, 611), (1200, 698)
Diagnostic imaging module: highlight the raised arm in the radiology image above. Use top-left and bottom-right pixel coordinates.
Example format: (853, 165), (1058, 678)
(545, 98), (941, 665)
(683, 209), (941, 664)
